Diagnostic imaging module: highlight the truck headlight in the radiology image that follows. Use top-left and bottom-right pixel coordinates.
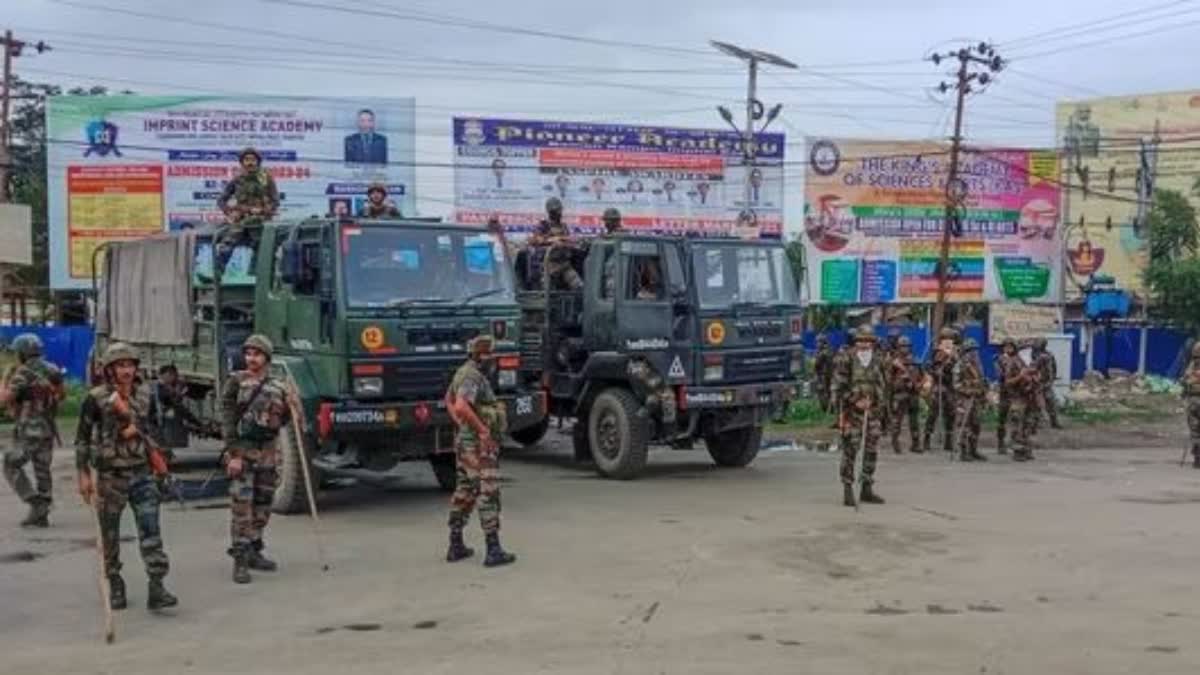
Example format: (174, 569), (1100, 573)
(498, 369), (516, 388)
(353, 377), (383, 397)
(703, 363), (724, 381)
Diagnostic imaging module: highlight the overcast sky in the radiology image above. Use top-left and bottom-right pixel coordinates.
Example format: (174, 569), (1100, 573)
(9, 0), (1198, 230)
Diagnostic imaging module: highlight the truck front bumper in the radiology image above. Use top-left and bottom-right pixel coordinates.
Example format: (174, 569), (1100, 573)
(326, 391), (547, 437)
(680, 380), (798, 410)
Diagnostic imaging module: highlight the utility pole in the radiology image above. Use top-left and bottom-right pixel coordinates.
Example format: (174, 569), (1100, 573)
(929, 42), (1003, 334)
(710, 40), (795, 235)
(0, 31), (51, 202)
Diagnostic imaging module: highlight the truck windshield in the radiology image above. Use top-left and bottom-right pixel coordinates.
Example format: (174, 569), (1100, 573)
(342, 227), (515, 308)
(691, 243), (799, 309)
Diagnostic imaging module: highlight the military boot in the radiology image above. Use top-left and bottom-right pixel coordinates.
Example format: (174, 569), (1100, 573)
(891, 436), (903, 454)
(19, 496), (50, 528)
(1193, 447), (1200, 469)
(446, 521), (474, 563)
(920, 435), (931, 453)
(842, 484), (856, 508)
(231, 547), (251, 584)
(147, 577), (178, 610)
(969, 448), (988, 462)
(958, 447), (974, 462)
(860, 484), (885, 505)
(248, 541), (278, 572)
(108, 575), (127, 611)
(910, 437), (924, 454)
(483, 531), (516, 568)
(997, 436), (1008, 455)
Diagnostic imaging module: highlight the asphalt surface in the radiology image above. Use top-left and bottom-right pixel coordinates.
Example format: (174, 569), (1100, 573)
(1, 426), (1199, 674)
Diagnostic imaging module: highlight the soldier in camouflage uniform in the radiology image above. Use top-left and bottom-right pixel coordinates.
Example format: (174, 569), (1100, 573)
(215, 147), (280, 271)
(922, 326), (959, 453)
(953, 338), (988, 462)
(75, 343), (178, 611)
(813, 334), (834, 412)
(360, 182), (402, 219)
(1031, 338), (1061, 430)
(602, 207), (623, 235)
(994, 338), (1019, 455)
(531, 197), (582, 291)
(998, 344), (1039, 461)
(836, 327), (887, 507)
(887, 335), (922, 454)
(1, 334), (65, 527)
(1182, 343), (1200, 469)
(221, 334), (290, 584)
(445, 335), (517, 567)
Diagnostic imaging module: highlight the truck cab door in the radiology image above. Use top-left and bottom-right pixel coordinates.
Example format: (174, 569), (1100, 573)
(614, 240), (689, 384)
(279, 224), (332, 353)
(583, 240), (616, 348)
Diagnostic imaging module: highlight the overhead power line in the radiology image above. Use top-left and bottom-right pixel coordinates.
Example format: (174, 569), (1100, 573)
(999, 0), (1196, 49)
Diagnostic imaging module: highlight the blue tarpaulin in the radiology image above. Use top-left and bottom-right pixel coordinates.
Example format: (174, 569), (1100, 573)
(0, 326), (94, 381)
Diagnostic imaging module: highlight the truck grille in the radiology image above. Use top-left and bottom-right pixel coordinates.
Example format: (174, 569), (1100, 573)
(725, 350), (790, 383)
(385, 357), (461, 400)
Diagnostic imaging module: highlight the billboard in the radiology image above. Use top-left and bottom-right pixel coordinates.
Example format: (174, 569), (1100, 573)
(452, 117), (784, 238)
(1056, 90), (1200, 302)
(802, 138), (1062, 305)
(47, 95), (416, 289)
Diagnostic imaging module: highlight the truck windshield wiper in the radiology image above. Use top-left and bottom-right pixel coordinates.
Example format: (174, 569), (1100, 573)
(460, 288), (506, 306)
(385, 296), (450, 307)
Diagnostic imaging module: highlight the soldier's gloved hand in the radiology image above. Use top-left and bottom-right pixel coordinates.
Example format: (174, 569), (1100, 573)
(225, 456), (245, 479)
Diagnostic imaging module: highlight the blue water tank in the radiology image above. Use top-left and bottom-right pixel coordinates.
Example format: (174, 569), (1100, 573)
(1084, 275), (1131, 320)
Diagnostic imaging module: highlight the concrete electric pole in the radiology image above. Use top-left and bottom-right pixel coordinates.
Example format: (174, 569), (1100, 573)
(0, 30), (51, 203)
(928, 42), (1003, 334)
(710, 40), (795, 234)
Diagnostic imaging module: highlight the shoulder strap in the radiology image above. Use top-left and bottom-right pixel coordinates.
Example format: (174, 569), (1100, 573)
(236, 375), (270, 419)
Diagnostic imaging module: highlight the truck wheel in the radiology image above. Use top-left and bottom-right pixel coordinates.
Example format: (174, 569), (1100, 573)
(705, 426), (763, 468)
(509, 418), (549, 447)
(588, 388), (649, 479)
(430, 453), (458, 492)
(272, 421), (319, 515)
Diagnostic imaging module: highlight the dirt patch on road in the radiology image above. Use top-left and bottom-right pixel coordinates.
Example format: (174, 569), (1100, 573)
(765, 522), (947, 580)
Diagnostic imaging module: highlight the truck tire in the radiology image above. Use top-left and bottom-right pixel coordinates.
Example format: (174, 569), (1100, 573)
(272, 421), (318, 515)
(509, 418), (549, 447)
(588, 388), (649, 479)
(430, 453), (458, 492)
(705, 426), (763, 468)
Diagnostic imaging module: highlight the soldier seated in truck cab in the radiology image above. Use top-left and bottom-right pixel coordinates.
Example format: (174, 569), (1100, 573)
(633, 257), (664, 301)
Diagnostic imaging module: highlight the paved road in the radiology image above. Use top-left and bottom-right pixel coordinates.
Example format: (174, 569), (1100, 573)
(1, 429), (1198, 674)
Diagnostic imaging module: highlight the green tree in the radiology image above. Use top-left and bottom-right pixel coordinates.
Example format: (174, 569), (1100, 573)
(1144, 187), (1200, 334)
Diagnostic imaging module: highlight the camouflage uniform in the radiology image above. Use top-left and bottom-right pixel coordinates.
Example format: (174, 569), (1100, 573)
(998, 349), (1039, 461)
(447, 356), (507, 536)
(2, 339), (65, 526)
(627, 358), (677, 426)
(75, 345), (175, 609)
(215, 148), (279, 270)
(994, 340), (1019, 454)
(953, 340), (988, 461)
(535, 198), (582, 291)
(361, 183), (402, 218)
(836, 329), (886, 506)
(923, 329), (958, 452)
(1181, 348), (1200, 468)
(887, 339), (922, 454)
(812, 337), (834, 412)
(220, 340), (290, 574)
(1032, 339), (1060, 430)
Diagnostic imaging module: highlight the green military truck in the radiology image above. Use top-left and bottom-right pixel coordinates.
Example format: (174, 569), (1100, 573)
(91, 218), (547, 513)
(515, 233), (802, 479)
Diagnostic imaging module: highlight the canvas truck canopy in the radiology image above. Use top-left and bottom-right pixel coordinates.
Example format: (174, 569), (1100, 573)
(96, 232), (197, 345)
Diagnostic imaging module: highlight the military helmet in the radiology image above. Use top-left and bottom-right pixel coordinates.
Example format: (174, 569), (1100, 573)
(545, 197), (563, 213)
(102, 342), (139, 369)
(1035, 337), (1049, 349)
(602, 207), (621, 222)
(853, 326), (877, 343)
(962, 338), (979, 352)
(238, 147), (262, 163)
(242, 334), (274, 359)
(938, 326), (958, 340)
(467, 334), (495, 355)
(897, 335), (912, 348)
(1002, 337), (1017, 349)
(817, 334), (829, 345)
(11, 333), (43, 359)
(367, 181), (387, 197)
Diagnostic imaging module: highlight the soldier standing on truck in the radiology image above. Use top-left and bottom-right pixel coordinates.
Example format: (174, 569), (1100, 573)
(953, 338), (988, 462)
(1032, 338), (1062, 430)
(75, 343), (178, 611)
(530, 197), (582, 291)
(837, 327), (886, 508)
(1181, 343), (1200, 469)
(887, 335), (922, 454)
(215, 147), (280, 271)
(1, 334), (66, 528)
(444, 335), (517, 568)
(360, 182), (402, 219)
(602, 207), (623, 235)
(221, 335), (291, 585)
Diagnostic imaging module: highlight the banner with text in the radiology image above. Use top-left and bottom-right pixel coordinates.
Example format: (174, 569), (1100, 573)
(47, 95), (416, 288)
(989, 303), (1063, 344)
(803, 138), (1062, 305)
(452, 117), (784, 238)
